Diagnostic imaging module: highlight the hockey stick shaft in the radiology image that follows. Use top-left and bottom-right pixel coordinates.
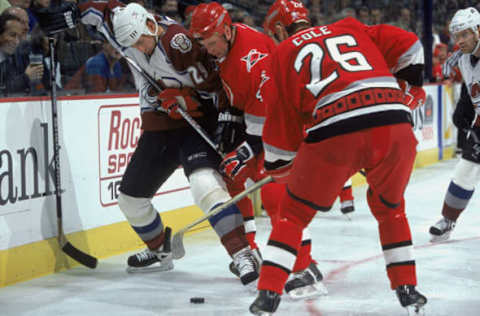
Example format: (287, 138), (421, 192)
(171, 176), (273, 259)
(120, 53), (223, 157)
(48, 38), (97, 269)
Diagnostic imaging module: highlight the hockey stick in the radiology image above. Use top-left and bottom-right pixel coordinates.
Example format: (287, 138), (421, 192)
(48, 37), (98, 269)
(171, 176), (273, 259)
(119, 53), (223, 156)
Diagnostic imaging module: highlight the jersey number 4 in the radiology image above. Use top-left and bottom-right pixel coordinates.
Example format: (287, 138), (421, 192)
(294, 35), (373, 98)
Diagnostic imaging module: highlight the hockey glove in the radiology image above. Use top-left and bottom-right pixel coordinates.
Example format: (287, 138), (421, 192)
(220, 141), (254, 182)
(158, 88), (202, 120)
(214, 107), (246, 154)
(33, 2), (80, 35)
(398, 80), (426, 110)
(442, 50), (462, 79)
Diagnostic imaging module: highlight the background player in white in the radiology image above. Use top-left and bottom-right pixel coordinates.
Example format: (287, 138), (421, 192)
(430, 7), (480, 242)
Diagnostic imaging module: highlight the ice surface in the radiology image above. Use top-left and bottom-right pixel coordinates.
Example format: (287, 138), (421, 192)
(1, 159), (479, 316)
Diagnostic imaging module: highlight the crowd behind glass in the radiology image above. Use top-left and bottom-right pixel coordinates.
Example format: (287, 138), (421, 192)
(0, 0), (472, 98)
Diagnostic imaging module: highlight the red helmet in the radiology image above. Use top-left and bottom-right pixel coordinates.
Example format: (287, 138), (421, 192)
(263, 0), (310, 34)
(189, 2), (232, 39)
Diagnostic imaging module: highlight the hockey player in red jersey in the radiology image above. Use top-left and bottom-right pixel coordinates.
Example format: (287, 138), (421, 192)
(34, 0), (260, 288)
(190, 2), (326, 299)
(249, 1), (427, 314)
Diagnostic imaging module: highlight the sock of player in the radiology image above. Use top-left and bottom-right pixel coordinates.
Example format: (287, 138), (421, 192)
(441, 180), (474, 221)
(367, 188), (416, 289)
(236, 196), (258, 250)
(292, 229), (312, 272)
(259, 219), (303, 294)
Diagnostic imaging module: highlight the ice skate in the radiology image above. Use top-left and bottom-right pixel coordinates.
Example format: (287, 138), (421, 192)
(230, 247), (261, 278)
(396, 285), (427, 315)
(126, 227), (174, 273)
(249, 290), (281, 315)
(429, 217), (455, 242)
(233, 247), (259, 288)
(340, 200), (355, 215)
(285, 262), (328, 300)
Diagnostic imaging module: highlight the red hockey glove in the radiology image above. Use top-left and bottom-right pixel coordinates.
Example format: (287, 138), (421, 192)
(158, 88), (202, 120)
(220, 141), (254, 182)
(398, 80), (426, 110)
(265, 163), (292, 184)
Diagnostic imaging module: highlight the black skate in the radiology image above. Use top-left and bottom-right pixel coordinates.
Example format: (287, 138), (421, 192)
(285, 262), (328, 299)
(249, 290), (281, 315)
(230, 248), (261, 278)
(429, 217), (455, 242)
(126, 227), (174, 273)
(340, 200), (355, 215)
(396, 285), (427, 315)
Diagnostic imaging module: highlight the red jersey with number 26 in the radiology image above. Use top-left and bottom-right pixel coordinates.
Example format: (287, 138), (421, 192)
(262, 18), (419, 171)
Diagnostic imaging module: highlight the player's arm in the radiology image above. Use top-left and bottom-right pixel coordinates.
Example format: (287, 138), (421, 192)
(261, 56), (304, 183)
(360, 20), (425, 109)
(453, 83), (476, 130)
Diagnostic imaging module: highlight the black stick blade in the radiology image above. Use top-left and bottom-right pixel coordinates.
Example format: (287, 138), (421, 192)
(62, 242), (98, 269)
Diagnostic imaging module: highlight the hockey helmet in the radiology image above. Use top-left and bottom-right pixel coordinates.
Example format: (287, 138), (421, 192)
(112, 3), (158, 47)
(189, 2), (231, 39)
(449, 7), (480, 35)
(263, 0), (310, 35)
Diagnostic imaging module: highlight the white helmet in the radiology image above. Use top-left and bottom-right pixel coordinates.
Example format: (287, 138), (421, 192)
(449, 7), (480, 35)
(112, 3), (158, 47)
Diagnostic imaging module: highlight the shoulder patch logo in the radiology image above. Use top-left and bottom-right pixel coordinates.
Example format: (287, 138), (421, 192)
(241, 49), (268, 73)
(170, 33), (192, 53)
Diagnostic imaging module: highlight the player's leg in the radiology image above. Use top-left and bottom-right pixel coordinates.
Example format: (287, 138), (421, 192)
(226, 179), (258, 251)
(118, 130), (180, 273)
(430, 154), (480, 242)
(181, 127), (258, 287)
(261, 180), (325, 299)
(365, 124), (426, 311)
(252, 139), (350, 314)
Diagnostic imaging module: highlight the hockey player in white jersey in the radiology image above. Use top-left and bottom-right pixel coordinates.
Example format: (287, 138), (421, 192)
(34, 1), (259, 287)
(430, 7), (480, 242)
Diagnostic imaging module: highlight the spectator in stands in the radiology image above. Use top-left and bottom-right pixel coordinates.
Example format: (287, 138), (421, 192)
(357, 6), (370, 25)
(160, 0), (181, 22)
(0, 0), (11, 14)
(432, 43), (448, 82)
(0, 14), (43, 95)
(395, 7), (415, 32)
(370, 6), (383, 24)
(339, 7), (356, 19)
(3, 6), (28, 40)
(65, 41), (133, 93)
(28, 0), (51, 32)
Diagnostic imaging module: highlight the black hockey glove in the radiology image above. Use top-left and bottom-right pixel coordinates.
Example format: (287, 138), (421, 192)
(33, 2), (80, 35)
(214, 107), (246, 155)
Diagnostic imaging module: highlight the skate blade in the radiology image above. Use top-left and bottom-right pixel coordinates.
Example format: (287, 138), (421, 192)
(245, 278), (259, 294)
(287, 282), (328, 300)
(343, 213), (352, 221)
(126, 261), (174, 273)
(405, 304), (426, 315)
(429, 233), (451, 243)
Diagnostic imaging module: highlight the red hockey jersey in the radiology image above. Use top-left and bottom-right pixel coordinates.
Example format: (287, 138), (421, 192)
(261, 18), (421, 171)
(218, 24), (277, 138)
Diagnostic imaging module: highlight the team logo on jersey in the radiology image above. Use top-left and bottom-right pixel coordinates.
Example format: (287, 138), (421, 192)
(170, 33), (192, 53)
(256, 70), (270, 102)
(471, 82), (480, 98)
(241, 49), (268, 73)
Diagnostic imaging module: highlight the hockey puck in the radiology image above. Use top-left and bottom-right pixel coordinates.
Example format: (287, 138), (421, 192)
(190, 297), (205, 304)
